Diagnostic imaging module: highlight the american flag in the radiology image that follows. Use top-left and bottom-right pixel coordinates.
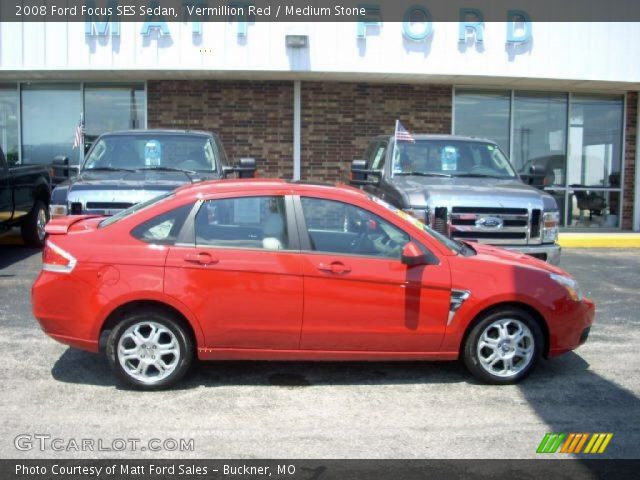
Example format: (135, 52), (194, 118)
(72, 114), (84, 150)
(395, 120), (415, 143)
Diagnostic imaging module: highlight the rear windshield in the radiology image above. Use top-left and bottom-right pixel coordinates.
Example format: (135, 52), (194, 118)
(99, 192), (175, 228)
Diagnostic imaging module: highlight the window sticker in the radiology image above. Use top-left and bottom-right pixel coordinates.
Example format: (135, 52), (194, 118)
(441, 146), (458, 171)
(144, 140), (162, 166)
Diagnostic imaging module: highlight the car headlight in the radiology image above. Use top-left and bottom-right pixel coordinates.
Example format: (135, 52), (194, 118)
(49, 204), (68, 217)
(550, 273), (583, 302)
(542, 211), (559, 243)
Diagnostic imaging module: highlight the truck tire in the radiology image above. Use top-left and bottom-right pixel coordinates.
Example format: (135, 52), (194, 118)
(463, 307), (543, 384)
(21, 200), (48, 248)
(107, 309), (194, 390)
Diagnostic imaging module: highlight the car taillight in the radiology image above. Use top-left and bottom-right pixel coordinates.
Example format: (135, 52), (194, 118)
(42, 241), (77, 273)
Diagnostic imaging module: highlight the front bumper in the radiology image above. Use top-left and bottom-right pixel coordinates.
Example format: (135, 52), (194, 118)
(504, 243), (561, 265)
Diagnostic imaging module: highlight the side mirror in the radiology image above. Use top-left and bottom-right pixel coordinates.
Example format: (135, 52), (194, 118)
(52, 155), (70, 180)
(521, 164), (546, 189)
(349, 159), (381, 186)
(223, 157), (257, 179)
(401, 241), (437, 266)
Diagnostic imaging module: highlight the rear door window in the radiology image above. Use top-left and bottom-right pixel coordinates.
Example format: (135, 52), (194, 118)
(195, 196), (289, 250)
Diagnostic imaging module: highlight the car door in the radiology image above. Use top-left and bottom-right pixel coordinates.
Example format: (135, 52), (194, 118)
(296, 196), (451, 352)
(164, 194), (304, 350)
(0, 149), (11, 221)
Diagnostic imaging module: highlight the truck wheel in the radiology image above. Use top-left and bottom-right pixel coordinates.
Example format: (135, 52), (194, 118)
(21, 200), (48, 248)
(462, 308), (543, 384)
(106, 309), (194, 390)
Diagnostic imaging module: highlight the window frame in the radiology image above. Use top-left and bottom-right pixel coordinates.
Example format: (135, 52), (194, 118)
(292, 194), (427, 261)
(175, 194), (301, 252)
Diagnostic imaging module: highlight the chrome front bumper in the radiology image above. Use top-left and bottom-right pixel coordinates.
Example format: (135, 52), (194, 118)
(504, 243), (562, 265)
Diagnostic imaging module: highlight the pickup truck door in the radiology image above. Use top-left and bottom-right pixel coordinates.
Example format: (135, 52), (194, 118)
(0, 148), (12, 222)
(11, 165), (39, 219)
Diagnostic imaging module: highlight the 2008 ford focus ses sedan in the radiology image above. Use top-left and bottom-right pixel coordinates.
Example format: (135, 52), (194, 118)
(32, 180), (594, 389)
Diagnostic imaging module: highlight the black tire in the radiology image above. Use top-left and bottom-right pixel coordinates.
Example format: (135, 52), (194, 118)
(462, 308), (543, 385)
(21, 199), (48, 248)
(106, 309), (194, 390)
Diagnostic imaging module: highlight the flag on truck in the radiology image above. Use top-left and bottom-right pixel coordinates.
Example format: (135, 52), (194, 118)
(72, 114), (84, 150)
(394, 120), (415, 143)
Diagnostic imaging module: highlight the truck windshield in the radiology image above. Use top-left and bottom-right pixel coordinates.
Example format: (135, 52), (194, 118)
(83, 134), (225, 173)
(368, 195), (464, 254)
(392, 139), (517, 179)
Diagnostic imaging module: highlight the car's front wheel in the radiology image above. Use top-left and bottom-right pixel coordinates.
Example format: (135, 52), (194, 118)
(106, 310), (194, 390)
(463, 308), (543, 384)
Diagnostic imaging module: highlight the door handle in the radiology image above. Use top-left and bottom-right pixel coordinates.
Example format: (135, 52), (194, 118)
(184, 252), (219, 265)
(318, 261), (351, 274)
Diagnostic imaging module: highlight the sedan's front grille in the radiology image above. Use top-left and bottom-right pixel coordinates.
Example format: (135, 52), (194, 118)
(445, 207), (539, 245)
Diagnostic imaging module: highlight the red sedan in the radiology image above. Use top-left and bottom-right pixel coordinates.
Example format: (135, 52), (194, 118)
(32, 180), (594, 389)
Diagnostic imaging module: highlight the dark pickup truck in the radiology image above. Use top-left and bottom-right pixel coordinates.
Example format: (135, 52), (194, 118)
(50, 130), (255, 218)
(0, 146), (52, 247)
(350, 134), (561, 264)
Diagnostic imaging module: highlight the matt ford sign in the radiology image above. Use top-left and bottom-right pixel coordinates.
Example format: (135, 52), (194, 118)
(78, 1), (533, 44)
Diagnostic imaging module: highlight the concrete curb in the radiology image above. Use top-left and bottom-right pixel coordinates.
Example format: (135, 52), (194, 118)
(558, 233), (640, 248)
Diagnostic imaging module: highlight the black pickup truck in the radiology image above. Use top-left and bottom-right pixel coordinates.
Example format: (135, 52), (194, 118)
(50, 129), (255, 218)
(0, 146), (52, 247)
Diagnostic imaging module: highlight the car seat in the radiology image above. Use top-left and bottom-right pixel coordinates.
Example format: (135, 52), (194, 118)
(262, 212), (286, 250)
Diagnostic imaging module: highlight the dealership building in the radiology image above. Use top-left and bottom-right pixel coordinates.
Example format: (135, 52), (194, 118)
(0, 20), (639, 230)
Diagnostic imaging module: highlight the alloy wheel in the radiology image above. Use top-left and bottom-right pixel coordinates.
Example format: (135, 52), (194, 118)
(117, 321), (181, 385)
(476, 318), (535, 378)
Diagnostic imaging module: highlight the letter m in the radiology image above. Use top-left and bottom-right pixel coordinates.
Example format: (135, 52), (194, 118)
(536, 433), (566, 454)
(85, 0), (120, 36)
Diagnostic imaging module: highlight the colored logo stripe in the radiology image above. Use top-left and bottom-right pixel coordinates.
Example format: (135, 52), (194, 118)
(538, 433), (613, 454)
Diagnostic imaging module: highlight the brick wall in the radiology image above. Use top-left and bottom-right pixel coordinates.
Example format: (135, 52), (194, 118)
(623, 91), (638, 230)
(147, 80), (293, 179)
(301, 82), (452, 182)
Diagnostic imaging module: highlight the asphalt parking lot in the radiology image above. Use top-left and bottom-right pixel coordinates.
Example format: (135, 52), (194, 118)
(1, 231), (639, 459)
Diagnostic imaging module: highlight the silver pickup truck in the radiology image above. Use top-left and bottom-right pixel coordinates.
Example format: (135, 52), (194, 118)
(350, 134), (561, 264)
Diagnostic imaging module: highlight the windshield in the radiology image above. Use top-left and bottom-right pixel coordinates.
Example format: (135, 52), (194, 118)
(392, 139), (517, 179)
(83, 134), (223, 172)
(368, 195), (463, 254)
(99, 192), (175, 228)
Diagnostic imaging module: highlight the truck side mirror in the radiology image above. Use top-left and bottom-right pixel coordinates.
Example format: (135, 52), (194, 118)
(223, 157), (257, 179)
(520, 164), (546, 189)
(52, 156), (70, 180)
(349, 159), (381, 186)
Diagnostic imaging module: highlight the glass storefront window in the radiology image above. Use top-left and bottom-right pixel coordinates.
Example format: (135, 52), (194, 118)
(21, 84), (81, 165)
(84, 84), (146, 145)
(568, 189), (620, 228)
(454, 90), (511, 154)
(0, 84), (19, 165)
(453, 89), (625, 229)
(512, 92), (567, 186)
(568, 95), (623, 189)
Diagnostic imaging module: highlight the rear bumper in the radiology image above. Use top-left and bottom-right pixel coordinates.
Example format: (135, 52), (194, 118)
(504, 243), (561, 265)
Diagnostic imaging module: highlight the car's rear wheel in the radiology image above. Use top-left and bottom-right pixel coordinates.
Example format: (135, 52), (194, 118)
(21, 200), (48, 248)
(106, 310), (194, 390)
(463, 308), (543, 384)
